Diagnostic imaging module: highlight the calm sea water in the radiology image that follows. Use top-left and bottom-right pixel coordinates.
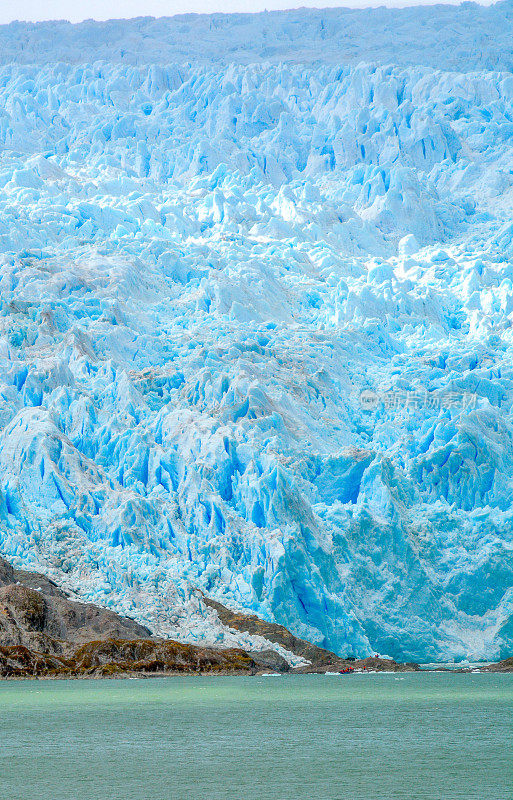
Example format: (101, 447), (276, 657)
(0, 673), (511, 800)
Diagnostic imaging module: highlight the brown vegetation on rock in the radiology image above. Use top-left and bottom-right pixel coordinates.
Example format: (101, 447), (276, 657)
(203, 595), (339, 665)
(0, 638), (258, 678)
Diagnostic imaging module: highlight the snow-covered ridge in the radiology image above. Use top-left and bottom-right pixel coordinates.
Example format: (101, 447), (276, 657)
(0, 2), (512, 71)
(0, 14), (512, 662)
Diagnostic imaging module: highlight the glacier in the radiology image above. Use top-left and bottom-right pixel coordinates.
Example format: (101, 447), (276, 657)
(0, 3), (513, 663)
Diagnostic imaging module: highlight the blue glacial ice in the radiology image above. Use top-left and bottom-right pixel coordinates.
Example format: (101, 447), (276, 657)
(0, 4), (513, 662)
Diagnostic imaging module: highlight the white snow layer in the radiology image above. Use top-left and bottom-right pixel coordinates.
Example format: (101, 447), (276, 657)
(0, 5), (512, 662)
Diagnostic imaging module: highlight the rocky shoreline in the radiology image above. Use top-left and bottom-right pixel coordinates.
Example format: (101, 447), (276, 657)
(0, 639), (264, 679)
(0, 641), (425, 679)
(460, 657), (513, 673)
(0, 556), (510, 679)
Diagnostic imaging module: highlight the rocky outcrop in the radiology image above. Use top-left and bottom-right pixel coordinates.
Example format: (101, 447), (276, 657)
(0, 556), (151, 656)
(294, 655), (420, 673)
(250, 649), (290, 673)
(0, 639), (257, 678)
(0, 557), (283, 677)
(203, 596), (339, 666)
(479, 657), (513, 673)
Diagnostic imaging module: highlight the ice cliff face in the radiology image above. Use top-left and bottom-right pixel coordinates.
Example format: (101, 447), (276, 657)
(0, 4), (512, 663)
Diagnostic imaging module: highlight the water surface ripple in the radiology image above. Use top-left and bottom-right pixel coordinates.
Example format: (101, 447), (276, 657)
(0, 673), (511, 800)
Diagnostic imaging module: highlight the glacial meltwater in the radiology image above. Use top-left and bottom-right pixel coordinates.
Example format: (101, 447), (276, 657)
(0, 673), (511, 800)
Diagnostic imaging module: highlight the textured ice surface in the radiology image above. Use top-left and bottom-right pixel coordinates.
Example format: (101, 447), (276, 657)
(0, 5), (513, 662)
(1, 3), (513, 71)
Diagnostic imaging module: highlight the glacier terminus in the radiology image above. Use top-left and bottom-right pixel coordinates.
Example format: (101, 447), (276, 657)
(1, 2), (513, 664)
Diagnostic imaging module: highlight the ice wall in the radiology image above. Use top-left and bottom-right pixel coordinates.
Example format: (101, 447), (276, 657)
(0, 9), (512, 661)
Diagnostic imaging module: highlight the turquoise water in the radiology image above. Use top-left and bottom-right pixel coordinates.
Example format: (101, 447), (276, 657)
(0, 673), (511, 800)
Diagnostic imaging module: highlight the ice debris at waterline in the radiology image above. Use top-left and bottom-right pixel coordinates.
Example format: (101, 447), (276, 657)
(0, 4), (512, 664)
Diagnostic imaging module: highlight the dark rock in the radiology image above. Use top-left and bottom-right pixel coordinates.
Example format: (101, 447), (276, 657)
(70, 639), (256, 676)
(0, 556), (151, 656)
(251, 649), (290, 672)
(202, 595), (421, 672)
(0, 557), (15, 586)
(0, 557), (423, 678)
(0, 645), (68, 678)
